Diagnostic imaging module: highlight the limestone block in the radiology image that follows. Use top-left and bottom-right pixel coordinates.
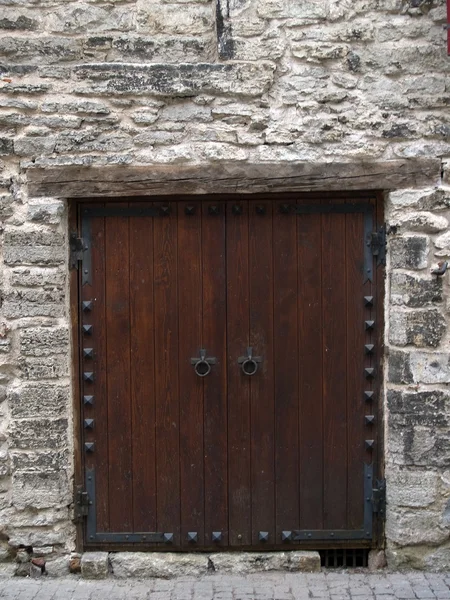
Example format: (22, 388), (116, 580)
(81, 552), (110, 579)
(11, 267), (66, 288)
(14, 137), (56, 157)
(110, 552), (207, 578)
(389, 309), (446, 347)
(0, 36), (82, 63)
(390, 272), (443, 307)
(386, 508), (448, 545)
(210, 552), (289, 574)
(387, 389), (450, 425)
(160, 103), (212, 123)
(0, 10), (39, 31)
(20, 328), (69, 357)
(424, 546), (450, 571)
(0, 195), (14, 219)
(47, 4), (134, 34)
(20, 356), (69, 380)
(9, 384), (69, 418)
(434, 231), (450, 256)
(288, 551), (321, 572)
(389, 235), (429, 270)
(4, 231), (65, 266)
(3, 289), (65, 318)
(257, 0), (327, 20)
(74, 63), (275, 98)
(8, 418), (68, 449)
(11, 471), (71, 510)
(8, 528), (70, 549)
(11, 449), (69, 473)
(409, 352), (450, 384)
(394, 211), (448, 233)
(28, 200), (65, 224)
(136, 3), (213, 36)
(44, 555), (70, 577)
(110, 37), (211, 63)
(386, 468), (438, 507)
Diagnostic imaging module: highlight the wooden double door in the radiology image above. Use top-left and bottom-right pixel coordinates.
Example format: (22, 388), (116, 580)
(77, 195), (381, 550)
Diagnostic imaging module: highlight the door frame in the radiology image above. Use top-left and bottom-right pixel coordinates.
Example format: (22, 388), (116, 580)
(69, 190), (386, 552)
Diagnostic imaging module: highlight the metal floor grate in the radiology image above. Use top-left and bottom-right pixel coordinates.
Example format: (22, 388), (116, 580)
(320, 549), (369, 568)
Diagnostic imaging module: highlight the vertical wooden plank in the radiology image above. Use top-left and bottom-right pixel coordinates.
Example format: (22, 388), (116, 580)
(82, 208), (109, 533)
(273, 201), (299, 539)
(202, 201), (228, 547)
(129, 203), (156, 532)
(178, 200), (204, 548)
(105, 205), (133, 532)
(227, 200), (252, 547)
(322, 208), (348, 530)
(154, 201), (180, 544)
(345, 210), (366, 530)
(298, 211), (323, 530)
(249, 200), (275, 546)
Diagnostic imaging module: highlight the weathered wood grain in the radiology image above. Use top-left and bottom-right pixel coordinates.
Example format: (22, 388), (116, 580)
(28, 159), (440, 198)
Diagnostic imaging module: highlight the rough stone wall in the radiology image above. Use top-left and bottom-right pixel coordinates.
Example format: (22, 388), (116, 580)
(0, 0), (449, 571)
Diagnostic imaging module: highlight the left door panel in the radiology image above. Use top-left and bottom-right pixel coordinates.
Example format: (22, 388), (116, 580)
(79, 201), (227, 548)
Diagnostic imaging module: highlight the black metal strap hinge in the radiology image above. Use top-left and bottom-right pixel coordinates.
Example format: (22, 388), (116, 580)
(74, 486), (91, 523)
(368, 226), (386, 266)
(372, 479), (386, 515)
(69, 233), (86, 270)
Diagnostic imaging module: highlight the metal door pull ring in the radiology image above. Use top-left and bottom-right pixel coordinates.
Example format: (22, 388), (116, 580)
(238, 347), (262, 376)
(191, 349), (216, 377)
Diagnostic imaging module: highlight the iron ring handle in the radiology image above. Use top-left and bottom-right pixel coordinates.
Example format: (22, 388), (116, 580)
(190, 349), (216, 378)
(238, 347), (262, 376)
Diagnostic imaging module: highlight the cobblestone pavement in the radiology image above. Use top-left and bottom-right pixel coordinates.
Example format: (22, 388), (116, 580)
(0, 572), (450, 600)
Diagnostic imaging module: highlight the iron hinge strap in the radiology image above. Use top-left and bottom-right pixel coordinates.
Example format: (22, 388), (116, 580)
(74, 486), (91, 523)
(372, 478), (386, 515)
(69, 232), (86, 270)
(368, 225), (386, 266)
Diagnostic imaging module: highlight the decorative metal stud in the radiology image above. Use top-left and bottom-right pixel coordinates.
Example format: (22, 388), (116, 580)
(365, 320), (375, 331)
(83, 395), (94, 406)
(281, 531), (293, 542)
(365, 368), (375, 379)
(82, 301), (93, 312)
(187, 532), (198, 543)
(212, 531), (222, 543)
(364, 391), (374, 402)
(256, 205), (266, 215)
(185, 205), (196, 216)
(365, 439), (375, 450)
(208, 205), (220, 216)
(83, 348), (94, 359)
(84, 419), (94, 429)
(259, 531), (269, 542)
(279, 204), (290, 214)
(365, 415), (375, 425)
(364, 344), (375, 355)
(364, 296), (374, 307)
(232, 205), (243, 215)
(163, 533), (174, 544)
(85, 442), (95, 453)
(83, 372), (95, 383)
(82, 324), (93, 336)
(159, 205), (171, 216)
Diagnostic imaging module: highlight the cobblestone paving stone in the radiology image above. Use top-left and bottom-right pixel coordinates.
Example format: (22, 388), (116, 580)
(0, 572), (449, 600)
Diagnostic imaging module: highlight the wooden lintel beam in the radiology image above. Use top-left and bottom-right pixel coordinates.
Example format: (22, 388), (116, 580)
(27, 159), (441, 198)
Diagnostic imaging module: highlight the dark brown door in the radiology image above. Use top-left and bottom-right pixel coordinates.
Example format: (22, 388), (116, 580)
(78, 196), (380, 549)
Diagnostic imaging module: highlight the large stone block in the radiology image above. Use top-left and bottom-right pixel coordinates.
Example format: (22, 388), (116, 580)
(386, 468), (438, 507)
(0, 138), (14, 155)
(389, 235), (429, 270)
(389, 309), (446, 347)
(47, 4), (133, 33)
(81, 552), (109, 579)
(409, 352), (450, 384)
(386, 508), (448, 545)
(20, 327), (69, 356)
(0, 36), (81, 63)
(110, 552), (207, 578)
(394, 211), (448, 233)
(10, 449), (69, 473)
(3, 289), (65, 318)
(11, 471), (71, 510)
(8, 418), (68, 449)
(11, 267), (66, 288)
(4, 231), (65, 266)
(74, 62), (275, 97)
(20, 356), (69, 380)
(8, 384), (69, 418)
(388, 350), (413, 384)
(390, 272), (443, 307)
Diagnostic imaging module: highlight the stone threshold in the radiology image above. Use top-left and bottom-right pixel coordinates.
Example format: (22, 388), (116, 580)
(82, 551), (321, 579)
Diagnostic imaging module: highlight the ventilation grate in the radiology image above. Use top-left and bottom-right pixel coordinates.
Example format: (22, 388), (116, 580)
(320, 548), (369, 568)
